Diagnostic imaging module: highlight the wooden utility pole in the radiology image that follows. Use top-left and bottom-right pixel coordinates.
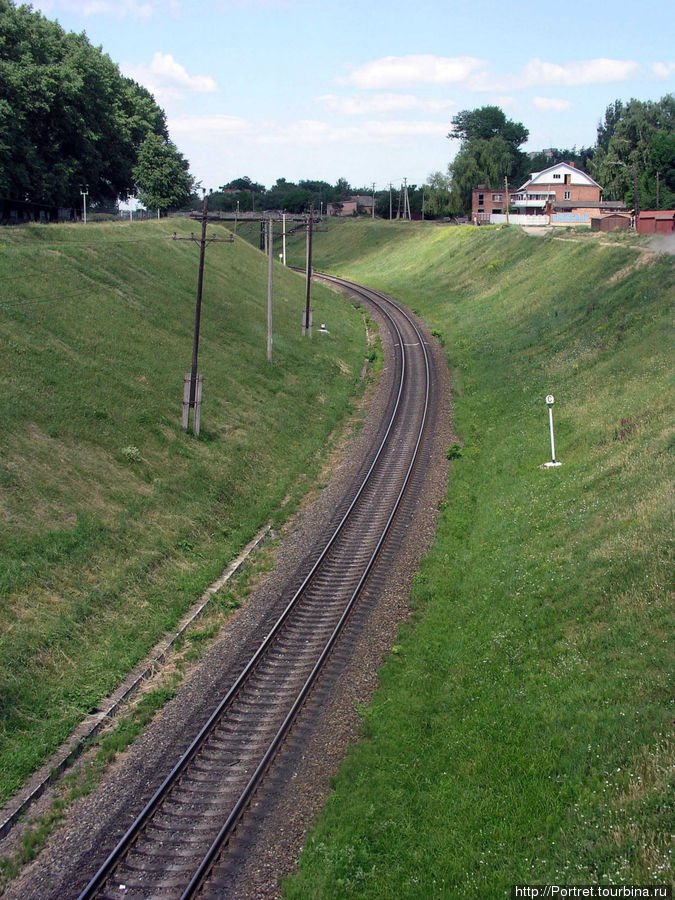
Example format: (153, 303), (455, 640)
(267, 217), (273, 362)
(303, 204), (314, 337)
(632, 164), (640, 221)
(505, 176), (510, 225)
(174, 190), (233, 435)
(282, 212), (287, 265)
(389, 183), (392, 221)
(371, 182), (376, 219)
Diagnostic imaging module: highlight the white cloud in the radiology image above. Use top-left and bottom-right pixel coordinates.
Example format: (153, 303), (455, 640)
(532, 96), (574, 112)
(39, 0), (181, 20)
(317, 93), (457, 116)
(148, 52), (217, 92)
(652, 61), (675, 79)
(169, 114), (250, 138)
(122, 53), (217, 104)
(466, 57), (641, 91)
(169, 114), (445, 150)
(343, 55), (487, 89)
(521, 57), (640, 86)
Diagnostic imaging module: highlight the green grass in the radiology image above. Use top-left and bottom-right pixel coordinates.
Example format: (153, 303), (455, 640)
(0, 218), (368, 803)
(282, 221), (673, 897)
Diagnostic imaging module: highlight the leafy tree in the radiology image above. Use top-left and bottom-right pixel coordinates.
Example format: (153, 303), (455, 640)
(448, 105), (529, 150)
(526, 146), (594, 174)
(220, 176), (265, 193)
(423, 171), (453, 219)
(132, 133), (193, 213)
(589, 94), (674, 208)
(0, 0), (175, 207)
(446, 106), (529, 214)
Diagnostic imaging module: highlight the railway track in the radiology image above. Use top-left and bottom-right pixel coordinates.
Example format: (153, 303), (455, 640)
(78, 274), (433, 900)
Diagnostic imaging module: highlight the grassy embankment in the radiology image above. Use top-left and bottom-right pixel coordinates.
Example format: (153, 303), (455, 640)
(0, 218), (367, 805)
(282, 221), (673, 896)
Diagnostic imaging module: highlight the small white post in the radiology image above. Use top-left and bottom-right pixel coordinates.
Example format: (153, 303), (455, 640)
(543, 395), (562, 467)
(267, 218), (273, 362)
(282, 212), (287, 265)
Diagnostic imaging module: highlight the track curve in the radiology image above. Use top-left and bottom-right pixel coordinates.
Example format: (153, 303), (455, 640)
(76, 274), (437, 900)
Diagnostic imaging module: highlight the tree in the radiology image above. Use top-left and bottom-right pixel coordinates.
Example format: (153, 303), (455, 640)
(132, 133), (193, 213)
(448, 105), (528, 150)
(526, 146), (595, 174)
(589, 94), (674, 208)
(423, 171), (453, 219)
(0, 0), (178, 208)
(446, 106), (530, 214)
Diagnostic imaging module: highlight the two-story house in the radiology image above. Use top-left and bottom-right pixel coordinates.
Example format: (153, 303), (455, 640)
(471, 162), (627, 226)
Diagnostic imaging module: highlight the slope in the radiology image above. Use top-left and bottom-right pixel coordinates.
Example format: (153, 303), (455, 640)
(0, 218), (367, 803)
(284, 221), (673, 896)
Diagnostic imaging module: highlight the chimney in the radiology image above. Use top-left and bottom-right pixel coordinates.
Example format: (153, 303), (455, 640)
(568, 162), (576, 168)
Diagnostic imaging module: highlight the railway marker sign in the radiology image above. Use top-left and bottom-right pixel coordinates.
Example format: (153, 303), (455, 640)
(543, 394), (562, 468)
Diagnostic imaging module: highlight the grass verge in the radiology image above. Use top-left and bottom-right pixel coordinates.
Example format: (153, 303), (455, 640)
(282, 221), (673, 897)
(0, 218), (368, 804)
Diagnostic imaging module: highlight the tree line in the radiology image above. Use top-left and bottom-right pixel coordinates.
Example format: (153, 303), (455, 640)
(1, 0), (671, 221)
(0, 0), (192, 214)
(426, 97), (674, 217)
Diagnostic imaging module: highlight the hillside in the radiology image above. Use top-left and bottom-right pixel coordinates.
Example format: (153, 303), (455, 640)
(283, 221), (673, 896)
(0, 219), (367, 804)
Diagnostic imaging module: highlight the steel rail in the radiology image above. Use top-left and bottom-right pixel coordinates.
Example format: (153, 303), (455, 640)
(182, 275), (431, 897)
(78, 274), (430, 900)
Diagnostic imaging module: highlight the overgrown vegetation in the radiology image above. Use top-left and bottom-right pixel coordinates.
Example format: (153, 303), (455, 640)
(0, 218), (367, 803)
(0, 1), (192, 212)
(283, 220), (673, 896)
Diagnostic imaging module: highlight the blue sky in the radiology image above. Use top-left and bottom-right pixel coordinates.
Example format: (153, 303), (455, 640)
(31, 0), (675, 192)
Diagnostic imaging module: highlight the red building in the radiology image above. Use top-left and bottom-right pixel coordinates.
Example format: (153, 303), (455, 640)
(471, 162), (626, 226)
(637, 211), (675, 234)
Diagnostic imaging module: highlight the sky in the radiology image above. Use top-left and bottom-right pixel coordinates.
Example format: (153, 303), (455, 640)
(29, 0), (675, 193)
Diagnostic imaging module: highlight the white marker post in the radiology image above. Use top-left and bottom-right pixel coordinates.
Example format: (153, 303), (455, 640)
(543, 394), (562, 467)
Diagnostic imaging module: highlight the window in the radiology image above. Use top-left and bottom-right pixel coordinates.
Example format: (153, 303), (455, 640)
(492, 193), (502, 202)
(478, 193), (484, 203)
(564, 174), (571, 184)
(564, 191), (571, 200)
(553, 173), (561, 179)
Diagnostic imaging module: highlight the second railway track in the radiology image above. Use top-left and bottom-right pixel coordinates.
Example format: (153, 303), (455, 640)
(76, 274), (436, 900)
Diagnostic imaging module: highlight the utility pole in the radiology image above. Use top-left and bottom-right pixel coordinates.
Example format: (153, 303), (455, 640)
(371, 182), (376, 219)
(303, 204), (314, 337)
(174, 189), (233, 435)
(234, 199), (239, 234)
(421, 189), (425, 221)
(504, 176), (510, 225)
(632, 164), (640, 223)
(403, 178), (410, 220)
(81, 186), (88, 224)
(282, 211), (287, 265)
(656, 171), (660, 209)
(389, 183), (392, 221)
(267, 217), (273, 362)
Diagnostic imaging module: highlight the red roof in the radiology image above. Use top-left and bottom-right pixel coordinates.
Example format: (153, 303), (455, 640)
(638, 210), (675, 220)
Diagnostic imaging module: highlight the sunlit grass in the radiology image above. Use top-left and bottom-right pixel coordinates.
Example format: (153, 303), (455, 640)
(283, 221), (673, 897)
(0, 219), (367, 802)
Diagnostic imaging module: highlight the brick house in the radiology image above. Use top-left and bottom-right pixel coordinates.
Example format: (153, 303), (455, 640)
(327, 195), (374, 216)
(471, 162), (626, 226)
(471, 185), (514, 223)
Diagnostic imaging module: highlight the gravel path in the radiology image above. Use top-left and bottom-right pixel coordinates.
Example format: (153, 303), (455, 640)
(2, 289), (453, 900)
